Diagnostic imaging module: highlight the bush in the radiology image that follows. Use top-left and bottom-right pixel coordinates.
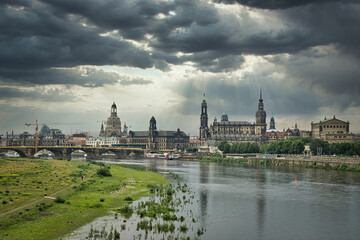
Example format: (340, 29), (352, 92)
(124, 196), (133, 201)
(54, 196), (66, 203)
(180, 224), (188, 232)
(97, 168), (111, 176)
(91, 203), (103, 208)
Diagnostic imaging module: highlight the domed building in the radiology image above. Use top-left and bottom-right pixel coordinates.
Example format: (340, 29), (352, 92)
(40, 125), (51, 137)
(99, 103), (122, 137)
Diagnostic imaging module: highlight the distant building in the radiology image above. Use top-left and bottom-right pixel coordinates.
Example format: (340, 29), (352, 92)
(284, 123), (300, 139)
(99, 102), (127, 137)
(128, 116), (189, 151)
(6, 125), (66, 146)
(311, 116), (356, 143)
(265, 114), (301, 142)
(86, 137), (119, 147)
(207, 89), (267, 144)
(65, 132), (89, 146)
(189, 136), (201, 147)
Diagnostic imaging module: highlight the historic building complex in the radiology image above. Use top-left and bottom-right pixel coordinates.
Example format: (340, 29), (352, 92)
(311, 116), (355, 143)
(200, 90), (267, 144)
(5, 125), (65, 146)
(128, 116), (189, 151)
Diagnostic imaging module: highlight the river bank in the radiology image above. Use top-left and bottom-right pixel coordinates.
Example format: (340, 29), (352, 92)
(179, 155), (360, 172)
(0, 158), (168, 240)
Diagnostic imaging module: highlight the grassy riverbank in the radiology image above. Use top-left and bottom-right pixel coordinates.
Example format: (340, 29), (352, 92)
(0, 158), (168, 240)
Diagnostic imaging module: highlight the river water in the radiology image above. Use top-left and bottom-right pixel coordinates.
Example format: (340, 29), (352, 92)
(67, 159), (360, 240)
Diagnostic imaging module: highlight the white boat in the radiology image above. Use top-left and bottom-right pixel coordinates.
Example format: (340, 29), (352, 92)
(145, 152), (174, 160)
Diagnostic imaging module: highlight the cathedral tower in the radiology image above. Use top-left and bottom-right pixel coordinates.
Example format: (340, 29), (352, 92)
(200, 93), (209, 142)
(255, 89), (267, 136)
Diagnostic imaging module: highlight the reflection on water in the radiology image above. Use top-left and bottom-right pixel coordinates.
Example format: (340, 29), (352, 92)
(67, 159), (360, 240)
(256, 168), (266, 239)
(199, 162), (209, 225)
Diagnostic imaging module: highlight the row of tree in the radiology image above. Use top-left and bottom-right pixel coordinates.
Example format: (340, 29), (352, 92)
(260, 138), (305, 154)
(217, 138), (360, 156)
(218, 141), (260, 154)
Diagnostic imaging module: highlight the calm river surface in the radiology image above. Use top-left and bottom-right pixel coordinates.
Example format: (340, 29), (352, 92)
(67, 159), (360, 240)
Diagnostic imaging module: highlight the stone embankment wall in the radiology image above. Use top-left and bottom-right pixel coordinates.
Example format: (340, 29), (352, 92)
(252, 154), (360, 168)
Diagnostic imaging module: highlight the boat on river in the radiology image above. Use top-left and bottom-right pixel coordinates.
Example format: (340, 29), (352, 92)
(145, 152), (174, 160)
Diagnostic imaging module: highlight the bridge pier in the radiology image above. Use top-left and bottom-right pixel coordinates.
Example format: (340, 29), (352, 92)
(26, 148), (35, 158)
(62, 148), (72, 160)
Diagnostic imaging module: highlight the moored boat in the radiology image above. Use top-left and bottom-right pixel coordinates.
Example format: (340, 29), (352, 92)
(145, 152), (174, 160)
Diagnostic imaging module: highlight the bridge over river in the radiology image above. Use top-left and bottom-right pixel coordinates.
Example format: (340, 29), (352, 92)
(0, 146), (144, 159)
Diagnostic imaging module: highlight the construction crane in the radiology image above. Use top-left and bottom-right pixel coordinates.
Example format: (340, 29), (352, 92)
(25, 120), (46, 154)
(25, 121), (84, 154)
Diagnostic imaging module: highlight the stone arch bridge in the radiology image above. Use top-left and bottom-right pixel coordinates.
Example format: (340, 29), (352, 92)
(0, 146), (145, 159)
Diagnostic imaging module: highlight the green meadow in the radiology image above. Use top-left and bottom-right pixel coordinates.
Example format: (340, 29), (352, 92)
(0, 158), (168, 240)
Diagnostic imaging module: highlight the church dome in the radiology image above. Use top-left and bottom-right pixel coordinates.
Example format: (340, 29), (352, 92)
(40, 125), (51, 136)
(111, 102), (117, 109)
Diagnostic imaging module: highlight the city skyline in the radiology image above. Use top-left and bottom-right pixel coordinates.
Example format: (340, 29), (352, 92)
(1, 0), (360, 136)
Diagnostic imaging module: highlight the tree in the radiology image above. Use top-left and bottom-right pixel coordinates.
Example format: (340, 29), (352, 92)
(223, 142), (231, 153)
(218, 140), (228, 151)
(291, 140), (305, 154)
(310, 139), (329, 155)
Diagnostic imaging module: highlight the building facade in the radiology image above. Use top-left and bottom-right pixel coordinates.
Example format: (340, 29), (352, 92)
(86, 137), (119, 147)
(6, 125), (66, 146)
(311, 116), (355, 143)
(128, 116), (189, 151)
(205, 90), (267, 144)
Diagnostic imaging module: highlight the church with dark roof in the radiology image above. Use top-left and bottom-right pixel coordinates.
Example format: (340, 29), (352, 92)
(128, 116), (189, 151)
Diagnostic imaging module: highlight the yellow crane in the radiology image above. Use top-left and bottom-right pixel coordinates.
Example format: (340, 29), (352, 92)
(25, 120), (46, 154)
(25, 121), (83, 154)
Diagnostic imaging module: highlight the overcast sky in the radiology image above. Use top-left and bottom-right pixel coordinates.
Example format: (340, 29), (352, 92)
(1, 0), (359, 137)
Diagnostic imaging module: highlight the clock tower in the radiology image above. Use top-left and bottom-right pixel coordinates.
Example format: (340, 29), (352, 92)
(255, 89), (267, 136)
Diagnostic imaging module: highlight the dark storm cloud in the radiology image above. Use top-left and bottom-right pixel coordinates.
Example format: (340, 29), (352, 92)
(268, 48), (360, 107)
(175, 74), (320, 119)
(0, 0), (359, 96)
(0, 86), (77, 102)
(0, 67), (154, 87)
(0, 0), (160, 85)
(214, 0), (358, 9)
(279, 3), (360, 58)
(0, 67), (119, 87)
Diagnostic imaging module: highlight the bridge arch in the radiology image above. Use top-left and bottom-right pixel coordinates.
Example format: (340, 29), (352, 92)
(0, 148), (27, 158)
(37, 148), (63, 159)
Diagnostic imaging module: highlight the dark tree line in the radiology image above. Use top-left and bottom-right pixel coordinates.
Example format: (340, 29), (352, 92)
(218, 141), (260, 154)
(217, 138), (360, 156)
(329, 141), (360, 156)
(261, 138), (306, 154)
